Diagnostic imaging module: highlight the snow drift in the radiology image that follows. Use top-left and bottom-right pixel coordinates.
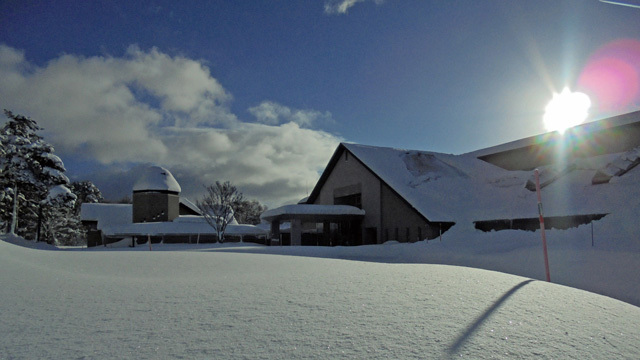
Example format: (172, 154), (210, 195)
(1, 235), (639, 359)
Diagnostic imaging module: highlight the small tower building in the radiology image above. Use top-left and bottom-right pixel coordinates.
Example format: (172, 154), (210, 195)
(132, 166), (181, 223)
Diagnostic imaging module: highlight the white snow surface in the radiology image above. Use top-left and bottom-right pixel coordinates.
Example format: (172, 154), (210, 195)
(45, 184), (74, 201)
(132, 165), (181, 193)
(1, 233), (639, 359)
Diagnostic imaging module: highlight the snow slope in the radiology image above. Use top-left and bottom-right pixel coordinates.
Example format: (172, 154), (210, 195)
(1, 236), (639, 359)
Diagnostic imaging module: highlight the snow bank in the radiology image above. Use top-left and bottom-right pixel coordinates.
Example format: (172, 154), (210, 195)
(0, 235), (638, 359)
(0, 233), (58, 250)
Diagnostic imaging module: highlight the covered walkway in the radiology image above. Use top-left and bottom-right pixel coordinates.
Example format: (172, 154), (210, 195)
(260, 204), (365, 246)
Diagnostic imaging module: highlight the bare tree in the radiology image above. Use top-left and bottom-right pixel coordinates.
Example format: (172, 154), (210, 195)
(197, 181), (244, 243)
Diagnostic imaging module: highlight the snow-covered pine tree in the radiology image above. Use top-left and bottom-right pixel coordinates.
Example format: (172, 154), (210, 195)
(233, 199), (267, 225)
(40, 185), (83, 246)
(70, 180), (103, 215)
(0, 110), (71, 239)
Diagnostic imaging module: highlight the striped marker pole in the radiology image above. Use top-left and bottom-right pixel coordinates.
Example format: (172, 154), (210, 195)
(535, 169), (551, 282)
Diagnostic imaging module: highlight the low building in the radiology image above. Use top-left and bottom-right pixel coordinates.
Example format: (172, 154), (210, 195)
(263, 110), (640, 246)
(81, 166), (267, 247)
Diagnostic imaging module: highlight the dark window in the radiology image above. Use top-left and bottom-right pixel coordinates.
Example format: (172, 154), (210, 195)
(406, 227), (410, 242)
(334, 193), (362, 209)
(418, 226), (422, 241)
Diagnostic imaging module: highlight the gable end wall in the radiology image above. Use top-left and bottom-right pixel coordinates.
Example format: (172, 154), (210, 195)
(312, 148), (437, 243)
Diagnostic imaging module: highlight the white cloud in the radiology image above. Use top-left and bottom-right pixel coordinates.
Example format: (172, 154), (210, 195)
(248, 101), (333, 127)
(0, 44), (342, 207)
(324, 0), (384, 15)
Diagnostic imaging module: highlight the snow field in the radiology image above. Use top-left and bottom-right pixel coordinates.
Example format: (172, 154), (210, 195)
(1, 237), (639, 359)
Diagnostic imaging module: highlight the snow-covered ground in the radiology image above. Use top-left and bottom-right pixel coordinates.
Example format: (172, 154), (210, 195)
(1, 233), (639, 359)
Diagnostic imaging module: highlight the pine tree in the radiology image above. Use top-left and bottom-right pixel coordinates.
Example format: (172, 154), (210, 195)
(233, 199), (267, 225)
(0, 110), (70, 239)
(40, 185), (83, 246)
(70, 180), (103, 215)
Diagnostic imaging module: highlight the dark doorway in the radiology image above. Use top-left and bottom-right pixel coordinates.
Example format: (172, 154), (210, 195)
(365, 227), (377, 245)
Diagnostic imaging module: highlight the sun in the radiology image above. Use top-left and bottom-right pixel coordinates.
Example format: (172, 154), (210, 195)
(543, 87), (591, 134)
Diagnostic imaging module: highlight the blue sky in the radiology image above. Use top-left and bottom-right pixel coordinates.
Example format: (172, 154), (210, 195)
(1, 0), (639, 206)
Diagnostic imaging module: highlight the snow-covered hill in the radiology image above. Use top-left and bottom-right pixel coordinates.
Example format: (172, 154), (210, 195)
(1, 235), (638, 359)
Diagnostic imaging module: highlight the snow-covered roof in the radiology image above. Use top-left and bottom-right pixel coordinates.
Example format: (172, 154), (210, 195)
(102, 215), (267, 237)
(261, 204), (365, 221)
(133, 165), (181, 193)
(333, 142), (640, 223)
(80, 203), (132, 230)
(179, 197), (201, 215)
(467, 109), (640, 159)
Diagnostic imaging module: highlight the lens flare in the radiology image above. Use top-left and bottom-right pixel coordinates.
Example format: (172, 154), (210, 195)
(578, 39), (640, 113)
(543, 87), (591, 134)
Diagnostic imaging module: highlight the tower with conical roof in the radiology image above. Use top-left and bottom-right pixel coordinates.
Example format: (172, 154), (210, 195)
(132, 166), (181, 223)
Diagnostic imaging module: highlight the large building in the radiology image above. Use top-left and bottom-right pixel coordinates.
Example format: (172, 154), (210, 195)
(263, 110), (640, 246)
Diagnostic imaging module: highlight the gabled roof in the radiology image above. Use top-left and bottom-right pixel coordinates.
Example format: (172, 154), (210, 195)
(179, 197), (202, 215)
(307, 141), (639, 224)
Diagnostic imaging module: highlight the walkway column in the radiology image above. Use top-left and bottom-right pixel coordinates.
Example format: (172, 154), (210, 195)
(270, 220), (280, 245)
(291, 218), (302, 246)
(323, 221), (331, 246)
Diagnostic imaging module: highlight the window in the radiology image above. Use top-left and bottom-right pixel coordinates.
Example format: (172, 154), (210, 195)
(334, 193), (362, 209)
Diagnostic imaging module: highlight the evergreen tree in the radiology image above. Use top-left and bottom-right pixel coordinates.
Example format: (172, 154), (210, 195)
(40, 185), (83, 246)
(233, 199), (267, 225)
(0, 110), (70, 239)
(70, 180), (103, 215)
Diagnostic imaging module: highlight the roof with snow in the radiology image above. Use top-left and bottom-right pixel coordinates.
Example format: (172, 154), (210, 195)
(261, 204), (365, 222)
(102, 215), (267, 237)
(133, 165), (181, 193)
(308, 140), (640, 223)
(80, 201), (265, 237)
(468, 110), (640, 170)
(80, 203), (132, 230)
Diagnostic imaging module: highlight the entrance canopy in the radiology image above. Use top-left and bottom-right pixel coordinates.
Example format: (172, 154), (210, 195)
(261, 204), (365, 246)
(261, 204), (365, 223)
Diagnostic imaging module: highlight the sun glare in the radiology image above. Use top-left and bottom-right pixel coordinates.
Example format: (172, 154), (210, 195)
(543, 87), (591, 134)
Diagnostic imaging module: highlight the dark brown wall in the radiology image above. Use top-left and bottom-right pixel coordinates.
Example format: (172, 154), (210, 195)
(132, 191), (180, 223)
(379, 182), (443, 241)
